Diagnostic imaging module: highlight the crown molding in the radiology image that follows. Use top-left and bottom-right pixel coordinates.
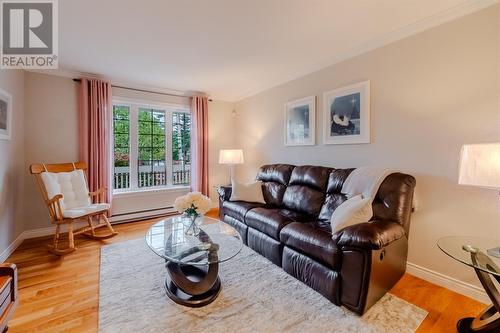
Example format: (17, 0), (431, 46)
(232, 0), (499, 102)
(25, 68), (205, 99)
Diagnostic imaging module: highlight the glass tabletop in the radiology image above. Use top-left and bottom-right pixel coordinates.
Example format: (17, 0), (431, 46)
(437, 236), (500, 277)
(145, 215), (243, 266)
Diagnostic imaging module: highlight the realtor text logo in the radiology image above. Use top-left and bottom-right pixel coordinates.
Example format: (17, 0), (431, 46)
(1, 0), (58, 69)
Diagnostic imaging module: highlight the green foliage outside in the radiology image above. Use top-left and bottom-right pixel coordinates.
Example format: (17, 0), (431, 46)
(172, 112), (191, 164)
(113, 106), (190, 168)
(114, 106), (130, 167)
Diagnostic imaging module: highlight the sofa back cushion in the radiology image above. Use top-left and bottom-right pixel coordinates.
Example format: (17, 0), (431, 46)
(318, 168), (353, 222)
(256, 164), (295, 206)
(372, 173), (416, 234)
(282, 165), (331, 216)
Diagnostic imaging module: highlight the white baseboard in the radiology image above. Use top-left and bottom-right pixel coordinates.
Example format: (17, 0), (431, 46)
(0, 227), (56, 262)
(21, 226), (56, 239)
(406, 261), (489, 304)
(0, 233), (25, 262)
(109, 207), (176, 224)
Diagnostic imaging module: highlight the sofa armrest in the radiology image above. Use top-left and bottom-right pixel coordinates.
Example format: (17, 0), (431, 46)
(332, 219), (406, 250)
(217, 185), (232, 201)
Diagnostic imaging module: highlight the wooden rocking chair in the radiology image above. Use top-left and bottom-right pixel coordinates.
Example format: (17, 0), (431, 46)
(30, 162), (118, 255)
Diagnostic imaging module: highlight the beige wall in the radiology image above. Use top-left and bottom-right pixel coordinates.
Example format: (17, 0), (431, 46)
(208, 100), (236, 198)
(234, 5), (500, 292)
(0, 70), (25, 257)
(23, 72), (79, 231)
(23, 72), (235, 230)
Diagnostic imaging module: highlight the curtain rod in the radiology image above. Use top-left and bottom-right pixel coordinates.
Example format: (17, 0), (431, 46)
(72, 78), (212, 101)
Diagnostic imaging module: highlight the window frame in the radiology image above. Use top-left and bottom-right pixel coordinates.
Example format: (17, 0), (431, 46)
(112, 97), (191, 194)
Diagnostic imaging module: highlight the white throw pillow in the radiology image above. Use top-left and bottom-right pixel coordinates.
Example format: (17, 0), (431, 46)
(230, 180), (265, 204)
(330, 195), (373, 233)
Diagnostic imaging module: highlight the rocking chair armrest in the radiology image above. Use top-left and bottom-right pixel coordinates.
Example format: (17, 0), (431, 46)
(47, 194), (63, 205)
(46, 194), (64, 220)
(89, 187), (107, 197)
(89, 187), (107, 204)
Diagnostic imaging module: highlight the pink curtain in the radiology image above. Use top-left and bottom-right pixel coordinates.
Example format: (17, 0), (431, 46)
(190, 96), (209, 195)
(78, 78), (113, 203)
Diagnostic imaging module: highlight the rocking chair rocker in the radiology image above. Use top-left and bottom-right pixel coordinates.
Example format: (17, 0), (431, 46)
(30, 162), (118, 255)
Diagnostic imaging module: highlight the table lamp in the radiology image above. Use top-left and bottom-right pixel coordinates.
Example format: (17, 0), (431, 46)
(458, 143), (500, 258)
(219, 149), (244, 182)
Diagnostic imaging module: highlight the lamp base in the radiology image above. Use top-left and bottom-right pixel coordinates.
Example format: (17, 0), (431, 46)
(486, 247), (500, 259)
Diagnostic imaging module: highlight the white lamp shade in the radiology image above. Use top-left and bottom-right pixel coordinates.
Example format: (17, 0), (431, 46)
(458, 143), (500, 189)
(219, 149), (244, 165)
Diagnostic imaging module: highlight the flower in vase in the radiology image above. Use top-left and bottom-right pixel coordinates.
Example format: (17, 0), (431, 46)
(174, 192), (212, 216)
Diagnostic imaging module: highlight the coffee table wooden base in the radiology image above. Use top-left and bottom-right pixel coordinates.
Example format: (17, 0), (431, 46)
(164, 261), (221, 307)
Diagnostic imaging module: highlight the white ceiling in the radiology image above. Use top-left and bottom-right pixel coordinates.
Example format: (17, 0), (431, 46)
(58, 0), (496, 101)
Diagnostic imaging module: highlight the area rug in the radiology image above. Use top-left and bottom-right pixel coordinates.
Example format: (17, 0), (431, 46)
(99, 238), (427, 333)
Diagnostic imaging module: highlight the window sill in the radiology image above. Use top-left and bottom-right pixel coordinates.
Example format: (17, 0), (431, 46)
(113, 186), (190, 198)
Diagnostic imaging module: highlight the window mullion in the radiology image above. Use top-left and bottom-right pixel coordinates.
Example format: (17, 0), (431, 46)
(129, 105), (139, 190)
(166, 110), (173, 187)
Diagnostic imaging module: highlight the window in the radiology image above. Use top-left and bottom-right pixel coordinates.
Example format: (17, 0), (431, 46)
(112, 100), (190, 192)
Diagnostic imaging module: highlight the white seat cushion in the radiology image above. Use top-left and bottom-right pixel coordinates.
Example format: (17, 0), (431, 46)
(63, 203), (111, 218)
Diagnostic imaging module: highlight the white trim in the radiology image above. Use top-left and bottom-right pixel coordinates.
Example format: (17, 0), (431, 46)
(109, 207), (176, 224)
(233, 0), (500, 102)
(21, 226), (57, 240)
(113, 97), (190, 110)
(113, 185), (190, 198)
(112, 99), (191, 192)
(406, 261), (489, 304)
(26, 69), (203, 99)
(0, 233), (25, 262)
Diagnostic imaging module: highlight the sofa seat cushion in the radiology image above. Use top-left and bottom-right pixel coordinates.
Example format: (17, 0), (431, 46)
(245, 208), (310, 240)
(222, 201), (265, 222)
(280, 221), (341, 269)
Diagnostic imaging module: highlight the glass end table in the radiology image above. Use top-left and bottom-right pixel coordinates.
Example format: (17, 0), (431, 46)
(146, 215), (243, 307)
(437, 236), (500, 333)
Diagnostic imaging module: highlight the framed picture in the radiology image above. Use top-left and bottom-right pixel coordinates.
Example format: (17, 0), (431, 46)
(0, 89), (12, 141)
(323, 81), (370, 144)
(284, 96), (315, 146)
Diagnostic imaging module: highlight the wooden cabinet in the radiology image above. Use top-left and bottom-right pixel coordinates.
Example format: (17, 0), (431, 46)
(0, 264), (17, 333)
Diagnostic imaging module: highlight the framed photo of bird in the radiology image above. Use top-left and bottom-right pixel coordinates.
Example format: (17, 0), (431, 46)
(323, 81), (370, 144)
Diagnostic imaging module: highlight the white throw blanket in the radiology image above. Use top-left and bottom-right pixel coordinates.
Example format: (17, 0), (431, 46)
(330, 167), (394, 233)
(341, 167), (395, 200)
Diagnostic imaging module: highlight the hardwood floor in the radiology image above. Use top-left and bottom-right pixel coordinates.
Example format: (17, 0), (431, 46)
(5, 210), (485, 333)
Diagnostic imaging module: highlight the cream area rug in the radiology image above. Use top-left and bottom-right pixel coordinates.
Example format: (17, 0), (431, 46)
(99, 239), (427, 333)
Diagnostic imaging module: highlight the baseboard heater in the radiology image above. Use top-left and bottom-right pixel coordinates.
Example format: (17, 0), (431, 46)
(109, 206), (177, 224)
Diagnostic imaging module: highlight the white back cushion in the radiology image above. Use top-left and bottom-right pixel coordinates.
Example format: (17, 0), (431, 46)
(41, 170), (91, 211)
(330, 195), (373, 233)
(230, 180), (266, 204)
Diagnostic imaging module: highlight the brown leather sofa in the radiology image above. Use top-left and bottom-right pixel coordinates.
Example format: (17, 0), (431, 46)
(218, 164), (415, 315)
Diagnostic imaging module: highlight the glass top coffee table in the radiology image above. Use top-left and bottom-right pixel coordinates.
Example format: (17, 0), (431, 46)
(146, 215), (242, 307)
(437, 236), (500, 333)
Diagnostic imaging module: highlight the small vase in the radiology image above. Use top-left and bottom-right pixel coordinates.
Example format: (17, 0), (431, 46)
(185, 214), (201, 236)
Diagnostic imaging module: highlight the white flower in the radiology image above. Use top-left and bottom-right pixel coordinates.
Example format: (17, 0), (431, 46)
(174, 192), (212, 215)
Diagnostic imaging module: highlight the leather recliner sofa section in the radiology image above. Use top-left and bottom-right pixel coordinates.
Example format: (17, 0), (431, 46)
(218, 164), (416, 315)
